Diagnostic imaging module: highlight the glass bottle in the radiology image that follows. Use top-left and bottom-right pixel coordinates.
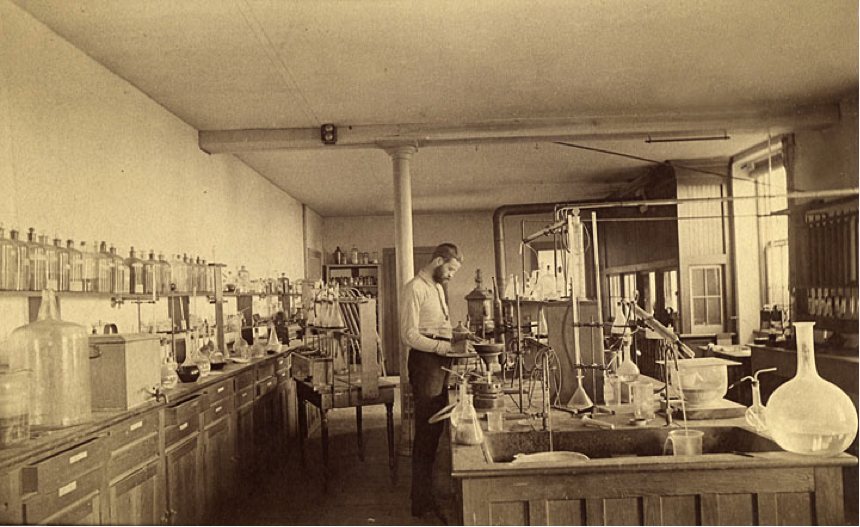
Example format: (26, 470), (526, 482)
(41, 235), (59, 291)
(80, 242), (96, 292)
(171, 254), (186, 293)
(126, 247), (145, 295)
(193, 332), (211, 378)
(183, 254), (195, 293)
(6, 289), (91, 427)
(334, 246), (343, 265)
(53, 238), (70, 292)
(26, 228), (47, 291)
(765, 322), (858, 456)
(0, 226), (26, 291)
(350, 245), (359, 265)
(110, 245), (129, 294)
(99, 242), (115, 293)
(67, 240), (83, 292)
(145, 250), (159, 296)
(158, 253), (171, 295)
(237, 266), (250, 293)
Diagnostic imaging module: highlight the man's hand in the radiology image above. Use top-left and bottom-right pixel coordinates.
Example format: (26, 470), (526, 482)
(452, 331), (483, 343)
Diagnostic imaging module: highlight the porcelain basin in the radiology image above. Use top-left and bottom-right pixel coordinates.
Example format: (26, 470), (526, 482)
(483, 426), (780, 462)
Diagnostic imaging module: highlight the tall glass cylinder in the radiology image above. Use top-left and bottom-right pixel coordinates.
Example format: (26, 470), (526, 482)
(26, 228), (46, 291)
(126, 247), (145, 295)
(765, 321), (858, 456)
(53, 238), (70, 292)
(67, 240), (83, 292)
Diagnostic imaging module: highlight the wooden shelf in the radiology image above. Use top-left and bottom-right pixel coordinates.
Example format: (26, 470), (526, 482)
(325, 264), (379, 269)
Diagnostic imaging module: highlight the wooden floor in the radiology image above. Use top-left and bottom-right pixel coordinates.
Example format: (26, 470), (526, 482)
(223, 380), (454, 526)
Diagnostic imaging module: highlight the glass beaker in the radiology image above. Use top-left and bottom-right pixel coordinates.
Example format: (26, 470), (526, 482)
(663, 429), (703, 456)
(631, 381), (656, 419)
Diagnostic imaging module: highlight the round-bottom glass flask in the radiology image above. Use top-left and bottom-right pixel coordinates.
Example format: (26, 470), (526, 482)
(765, 322), (858, 456)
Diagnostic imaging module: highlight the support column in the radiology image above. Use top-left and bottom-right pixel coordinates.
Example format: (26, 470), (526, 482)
(384, 144), (417, 456)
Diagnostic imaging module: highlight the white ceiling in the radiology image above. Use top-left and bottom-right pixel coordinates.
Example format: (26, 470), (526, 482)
(12, 0), (858, 216)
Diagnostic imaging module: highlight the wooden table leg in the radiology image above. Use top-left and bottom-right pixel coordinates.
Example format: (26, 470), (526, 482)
(321, 409), (330, 492)
(356, 406), (365, 462)
(385, 401), (396, 484)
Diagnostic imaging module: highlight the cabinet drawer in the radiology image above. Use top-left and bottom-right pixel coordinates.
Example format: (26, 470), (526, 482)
(163, 396), (201, 426)
(234, 386), (254, 409)
(22, 468), (101, 525)
(106, 411), (159, 451)
(107, 433), (159, 482)
(256, 376), (276, 398)
(204, 378), (233, 407)
(276, 369), (291, 385)
(256, 361), (275, 381)
(164, 415), (199, 448)
(275, 355), (289, 373)
(203, 397), (233, 428)
(235, 370), (255, 390)
(21, 437), (106, 494)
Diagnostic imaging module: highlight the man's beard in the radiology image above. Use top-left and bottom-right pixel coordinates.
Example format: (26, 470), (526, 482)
(432, 265), (448, 284)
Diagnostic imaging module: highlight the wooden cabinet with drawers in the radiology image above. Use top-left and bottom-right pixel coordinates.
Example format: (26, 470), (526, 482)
(0, 352), (300, 526)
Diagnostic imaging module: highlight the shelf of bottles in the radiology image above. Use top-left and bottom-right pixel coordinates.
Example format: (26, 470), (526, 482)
(0, 224), (297, 304)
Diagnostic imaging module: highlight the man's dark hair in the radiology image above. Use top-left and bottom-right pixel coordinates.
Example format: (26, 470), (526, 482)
(431, 243), (462, 263)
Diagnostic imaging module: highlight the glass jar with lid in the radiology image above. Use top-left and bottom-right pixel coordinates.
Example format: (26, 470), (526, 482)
(80, 241), (97, 292)
(66, 240), (83, 292)
(171, 254), (187, 293)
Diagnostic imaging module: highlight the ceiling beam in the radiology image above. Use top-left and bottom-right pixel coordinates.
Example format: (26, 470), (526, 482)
(198, 104), (840, 154)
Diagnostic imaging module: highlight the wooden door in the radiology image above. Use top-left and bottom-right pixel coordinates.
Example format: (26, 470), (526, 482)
(381, 246), (436, 375)
(108, 461), (160, 525)
(234, 404), (254, 473)
(165, 438), (199, 526)
(50, 494), (101, 526)
(201, 418), (233, 520)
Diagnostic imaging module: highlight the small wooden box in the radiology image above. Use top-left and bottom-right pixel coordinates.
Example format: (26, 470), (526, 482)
(89, 334), (161, 411)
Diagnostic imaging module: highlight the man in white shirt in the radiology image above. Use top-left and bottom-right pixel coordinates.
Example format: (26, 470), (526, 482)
(400, 243), (473, 521)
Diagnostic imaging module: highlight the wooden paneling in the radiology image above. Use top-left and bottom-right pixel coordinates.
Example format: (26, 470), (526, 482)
(547, 498), (586, 526)
(677, 177), (726, 258)
(489, 501), (528, 526)
(108, 461), (160, 526)
(164, 437), (199, 526)
(777, 492), (813, 526)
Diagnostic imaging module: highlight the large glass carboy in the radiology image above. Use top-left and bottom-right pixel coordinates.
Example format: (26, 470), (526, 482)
(765, 322), (858, 456)
(7, 290), (92, 427)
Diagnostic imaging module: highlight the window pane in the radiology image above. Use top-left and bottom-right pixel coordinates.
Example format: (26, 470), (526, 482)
(692, 268), (705, 297)
(706, 268), (721, 296)
(693, 298), (706, 325)
(707, 298), (722, 325)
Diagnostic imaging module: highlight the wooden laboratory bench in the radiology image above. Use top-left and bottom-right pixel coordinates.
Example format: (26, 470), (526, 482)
(449, 394), (857, 525)
(0, 347), (301, 525)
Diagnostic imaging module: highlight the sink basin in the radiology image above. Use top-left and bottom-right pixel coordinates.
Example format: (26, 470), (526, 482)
(483, 426), (780, 462)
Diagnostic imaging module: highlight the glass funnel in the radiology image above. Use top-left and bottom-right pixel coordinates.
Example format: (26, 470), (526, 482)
(765, 322), (858, 456)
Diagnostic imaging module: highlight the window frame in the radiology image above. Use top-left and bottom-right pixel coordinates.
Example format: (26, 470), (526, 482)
(689, 264), (724, 333)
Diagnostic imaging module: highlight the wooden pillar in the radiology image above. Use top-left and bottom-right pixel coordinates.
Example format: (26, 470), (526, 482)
(384, 143), (417, 455)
